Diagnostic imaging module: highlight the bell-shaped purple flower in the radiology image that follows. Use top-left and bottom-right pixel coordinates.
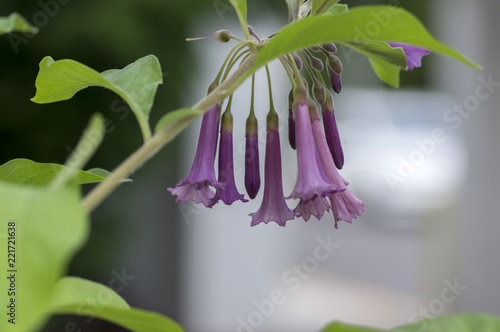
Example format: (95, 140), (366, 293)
(322, 92), (344, 169)
(168, 104), (222, 207)
(294, 196), (331, 222)
(288, 89), (296, 150)
(311, 113), (364, 228)
(245, 113), (260, 199)
(312, 114), (365, 228)
(387, 42), (431, 70)
(250, 112), (295, 227)
(288, 92), (338, 203)
(210, 111), (248, 206)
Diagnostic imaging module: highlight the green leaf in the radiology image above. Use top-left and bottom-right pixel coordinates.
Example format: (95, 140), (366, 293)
(321, 321), (382, 332)
(254, 6), (482, 72)
(48, 277), (185, 332)
(228, 0), (249, 38)
(368, 58), (401, 87)
(342, 40), (407, 67)
(86, 168), (132, 182)
(390, 314), (500, 332)
(31, 55), (163, 141)
(312, 0), (340, 16)
(340, 40), (406, 87)
(155, 108), (204, 134)
(0, 159), (130, 186)
(0, 183), (89, 332)
(0, 12), (38, 35)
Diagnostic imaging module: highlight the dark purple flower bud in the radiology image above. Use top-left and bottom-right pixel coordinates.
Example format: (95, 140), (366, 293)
(288, 89), (296, 150)
(328, 66), (342, 94)
(387, 42), (431, 70)
(168, 105), (222, 207)
(310, 46), (321, 52)
(292, 54), (302, 70)
(309, 55), (324, 71)
(288, 90), (338, 203)
(245, 114), (260, 199)
(250, 112), (295, 227)
(322, 93), (344, 169)
(322, 43), (337, 53)
(209, 111), (248, 206)
(311, 113), (364, 228)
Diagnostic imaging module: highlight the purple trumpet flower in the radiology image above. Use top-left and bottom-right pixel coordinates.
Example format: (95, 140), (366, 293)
(288, 93), (338, 203)
(288, 89), (296, 150)
(168, 104), (222, 207)
(245, 114), (261, 200)
(250, 112), (295, 227)
(311, 113), (364, 228)
(210, 111), (248, 206)
(322, 92), (344, 169)
(387, 42), (431, 70)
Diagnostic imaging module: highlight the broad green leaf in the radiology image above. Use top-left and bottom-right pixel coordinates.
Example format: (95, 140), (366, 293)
(0, 159), (130, 187)
(48, 277), (184, 332)
(324, 4), (349, 16)
(340, 40), (406, 87)
(342, 41), (407, 68)
(254, 6), (482, 72)
(369, 57), (401, 87)
(155, 108), (204, 134)
(31, 55), (163, 140)
(0, 183), (89, 332)
(228, 0), (249, 38)
(86, 168), (132, 182)
(312, 0), (340, 16)
(321, 321), (382, 332)
(0, 12), (38, 35)
(390, 314), (500, 332)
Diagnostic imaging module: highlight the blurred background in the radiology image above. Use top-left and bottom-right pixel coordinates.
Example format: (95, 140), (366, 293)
(0, 0), (498, 331)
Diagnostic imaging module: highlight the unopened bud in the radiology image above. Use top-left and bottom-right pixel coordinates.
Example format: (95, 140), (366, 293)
(215, 29), (233, 43)
(327, 54), (343, 74)
(313, 82), (326, 105)
(328, 67), (342, 94)
(292, 54), (302, 70)
(309, 55), (324, 71)
(322, 43), (337, 53)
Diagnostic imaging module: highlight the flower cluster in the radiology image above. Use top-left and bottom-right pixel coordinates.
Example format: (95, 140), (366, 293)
(169, 27), (430, 228)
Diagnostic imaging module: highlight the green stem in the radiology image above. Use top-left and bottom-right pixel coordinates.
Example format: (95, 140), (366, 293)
(83, 53), (258, 212)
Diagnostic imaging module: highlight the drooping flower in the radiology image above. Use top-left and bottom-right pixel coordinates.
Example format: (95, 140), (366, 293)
(311, 111), (364, 228)
(321, 92), (344, 169)
(168, 104), (222, 207)
(287, 89), (296, 150)
(210, 108), (248, 206)
(250, 111), (295, 227)
(288, 90), (338, 203)
(245, 112), (260, 200)
(387, 42), (431, 70)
